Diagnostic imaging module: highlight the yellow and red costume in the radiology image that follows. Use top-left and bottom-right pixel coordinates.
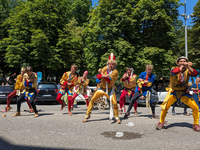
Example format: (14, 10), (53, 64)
(20, 72), (38, 113)
(56, 71), (78, 111)
(4, 68), (32, 112)
(119, 70), (137, 112)
(158, 65), (199, 129)
(84, 53), (120, 122)
(72, 71), (90, 107)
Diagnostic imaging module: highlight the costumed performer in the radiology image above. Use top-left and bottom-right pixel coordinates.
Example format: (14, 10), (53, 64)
(12, 66), (38, 117)
(3, 67), (32, 112)
(71, 71), (90, 108)
(56, 64), (78, 116)
(124, 64), (158, 119)
(119, 66), (138, 114)
(82, 53), (121, 124)
(156, 56), (200, 131)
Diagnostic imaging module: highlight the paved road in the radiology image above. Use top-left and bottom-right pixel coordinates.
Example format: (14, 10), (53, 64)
(0, 102), (200, 150)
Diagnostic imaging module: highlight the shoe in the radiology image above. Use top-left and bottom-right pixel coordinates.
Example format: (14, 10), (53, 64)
(6, 107), (12, 111)
(82, 114), (90, 123)
(172, 110), (175, 115)
(29, 109), (34, 113)
(183, 112), (189, 116)
(134, 111), (138, 115)
(119, 109), (123, 114)
(68, 109), (72, 116)
(193, 124), (200, 132)
(124, 112), (130, 118)
(60, 103), (66, 111)
(152, 114), (159, 119)
(116, 119), (121, 124)
(34, 113), (39, 117)
(12, 112), (21, 117)
(156, 122), (164, 130)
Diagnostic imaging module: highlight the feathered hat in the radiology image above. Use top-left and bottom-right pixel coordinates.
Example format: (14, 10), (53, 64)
(21, 67), (26, 71)
(107, 53), (117, 65)
(84, 70), (88, 75)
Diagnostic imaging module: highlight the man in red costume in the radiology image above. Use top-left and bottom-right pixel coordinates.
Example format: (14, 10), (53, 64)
(71, 71), (90, 108)
(119, 66), (138, 114)
(56, 64), (78, 116)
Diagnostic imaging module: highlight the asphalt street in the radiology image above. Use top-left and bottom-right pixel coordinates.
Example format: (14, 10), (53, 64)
(0, 102), (200, 150)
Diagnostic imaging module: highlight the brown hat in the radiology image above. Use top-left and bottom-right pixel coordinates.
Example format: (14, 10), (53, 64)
(176, 56), (188, 65)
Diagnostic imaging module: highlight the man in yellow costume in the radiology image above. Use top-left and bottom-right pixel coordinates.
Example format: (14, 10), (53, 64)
(2, 67), (32, 112)
(56, 64), (78, 116)
(12, 66), (38, 117)
(156, 56), (200, 131)
(83, 53), (121, 124)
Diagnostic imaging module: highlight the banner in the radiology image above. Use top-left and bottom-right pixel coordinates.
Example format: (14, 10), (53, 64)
(37, 72), (42, 83)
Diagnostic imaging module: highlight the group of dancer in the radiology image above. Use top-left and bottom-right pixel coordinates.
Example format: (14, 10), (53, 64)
(4, 66), (39, 117)
(4, 53), (200, 132)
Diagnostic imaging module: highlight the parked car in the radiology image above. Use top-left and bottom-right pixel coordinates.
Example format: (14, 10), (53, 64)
(35, 82), (58, 103)
(0, 85), (17, 103)
(116, 87), (159, 105)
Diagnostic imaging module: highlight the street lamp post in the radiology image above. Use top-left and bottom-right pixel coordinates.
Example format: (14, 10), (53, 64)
(181, 0), (194, 58)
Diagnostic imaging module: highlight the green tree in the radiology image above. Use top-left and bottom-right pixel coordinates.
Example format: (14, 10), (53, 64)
(0, 0), (21, 77)
(84, 0), (179, 78)
(3, 0), (91, 80)
(188, 0), (200, 69)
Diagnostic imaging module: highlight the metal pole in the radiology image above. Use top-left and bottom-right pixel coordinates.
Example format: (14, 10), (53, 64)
(184, 0), (188, 58)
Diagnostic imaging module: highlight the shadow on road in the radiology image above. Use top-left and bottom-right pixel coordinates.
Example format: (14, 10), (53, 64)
(0, 136), (89, 150)
(166, 122), (192, 129)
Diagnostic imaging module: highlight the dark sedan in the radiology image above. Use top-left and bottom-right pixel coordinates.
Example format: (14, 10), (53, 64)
(35, 82), (58, 103)
(0, 86), (17, 103)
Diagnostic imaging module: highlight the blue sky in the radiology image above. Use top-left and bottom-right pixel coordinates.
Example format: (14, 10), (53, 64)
(92, 0), (198, 26)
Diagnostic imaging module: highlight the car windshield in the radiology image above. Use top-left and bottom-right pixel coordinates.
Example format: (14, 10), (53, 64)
(38, 84), (57, 89)
(0, 86), (13, 91)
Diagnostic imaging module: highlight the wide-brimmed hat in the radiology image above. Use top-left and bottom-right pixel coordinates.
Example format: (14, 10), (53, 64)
(176, 56), (188, 65)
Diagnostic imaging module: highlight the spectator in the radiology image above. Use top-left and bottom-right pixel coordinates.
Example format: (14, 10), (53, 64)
(5, 82), (10, 86)
(57, 83), (61, 89)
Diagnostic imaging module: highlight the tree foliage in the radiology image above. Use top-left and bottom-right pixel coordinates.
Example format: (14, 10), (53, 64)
(84, 0), (179, 78)
(3, 0), (91, 80)
(188, 0), (200, 69)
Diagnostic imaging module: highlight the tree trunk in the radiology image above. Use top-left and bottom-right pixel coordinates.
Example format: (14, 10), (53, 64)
(43, 65), (46, 81)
